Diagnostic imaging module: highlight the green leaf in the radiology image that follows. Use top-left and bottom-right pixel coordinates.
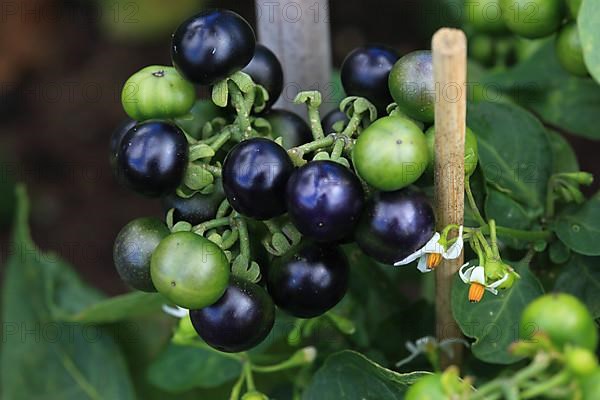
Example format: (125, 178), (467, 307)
(485, 188), (536, 249)
(452, 261), (544, 364)
(467, 102), (552, 210)
(57, 292), (165, 324)
(302, 351), (427, 400)
(468, 102), (552, 213)
(481, 44), (600, 139)
(1, 186), (136, 399)
(547, 130), (580, 173)
(147, 344), (242, 392)
(554, 254), (600, 318)
(579, 0), (600, 84)
(554, 193), (600, 256)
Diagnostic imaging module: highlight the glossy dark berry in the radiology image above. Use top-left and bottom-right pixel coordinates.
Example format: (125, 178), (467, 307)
(113, 217), (170, 292)
(109, 118), (136, 173)
(321, 109), (349, 134)
(117, 121), (188, 197)
(264, 109), (313, 150)
(242, 44), (284, 110)
(190, 278), (275, 353)
(286, 161), (364, 242)
(222, 138), (294, 220)
(341, 45), (399, 111)
(267, 242), (349, 318)
(161, 179), (226, 225)
(355, 188), (436, 264)
(171, 9), (256, 85)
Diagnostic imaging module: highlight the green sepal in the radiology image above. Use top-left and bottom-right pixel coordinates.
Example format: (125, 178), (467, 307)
(294, 91), (323, 108)
(165, 208), (175, 230)
(253, 117), (272, 137)
(183, 163), (214, 191)
(231, 255), (261, 283)
(171, 221), (192, 233)
(189, 143), (216, 161)
(212, 80), (229, 107)
(229, 71), (255, 94)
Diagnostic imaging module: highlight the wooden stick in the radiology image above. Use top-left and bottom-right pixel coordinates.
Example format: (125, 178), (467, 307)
(254, 0), (333, 118)
(432, 28), (467, 368)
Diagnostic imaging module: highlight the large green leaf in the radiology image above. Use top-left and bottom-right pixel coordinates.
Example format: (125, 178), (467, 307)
(554, 193), (600, 256)
(467, 101), (552, 211)
(147, 344), (241, 392)
(1, 186), (136, 400)
(485, 188), (534, 249)
(452, 261), (544, 364)
(56, 292), (166, 324)
(302, 351), (427, 400)
(579, 0), (600, 84)
(554, 255), (600, 318)
(547, 130), (580, 173)
(482, 44), (600, 139)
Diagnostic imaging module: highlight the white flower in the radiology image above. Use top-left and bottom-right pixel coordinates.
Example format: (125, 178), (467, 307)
(394, 226), (464, 273)
(459, 263), (509, 302)
(162, 305), (189, 318)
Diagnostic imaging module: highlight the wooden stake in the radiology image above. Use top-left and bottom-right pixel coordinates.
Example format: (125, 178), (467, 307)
(255, 0), (333, 118)
(432, 28), (467, 367)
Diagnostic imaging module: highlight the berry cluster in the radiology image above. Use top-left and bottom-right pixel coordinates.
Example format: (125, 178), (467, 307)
(465, 0), (588, 77)
(110, 9), (479, 353)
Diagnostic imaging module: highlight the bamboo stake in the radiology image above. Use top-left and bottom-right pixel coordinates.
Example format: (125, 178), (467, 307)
(432, 28), (467, 367)
(254, 0), (333, 118)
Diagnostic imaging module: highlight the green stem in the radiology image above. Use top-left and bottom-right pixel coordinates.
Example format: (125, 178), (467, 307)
(470, 236), (485, 266)
(520, 370), (571, 399)
(193, 217), (231, 235)
(251, 348), (315, 373)
(330, 138), (346, 160)
(210, 128), (233, 153)
(475, 230), (494, 259)
(546, 176), (557, 219)
(236, 217), (251, 261)
(263, 219), (280, 235)
(243, 362), (256, 391)
(482, 225), (553, 242)
(341, 113), (362, 137)
(293, 135), (336, 154)
(465, 179), (486, 227)
(307, 105), (325, 140)
(471, 354), (551, 400)
(216, 199), (231, 219)
(228, 372), (246, 400)
(488, 219), (500, 258)
(221, 229), (239, 250)
(229, 82), (253, 139)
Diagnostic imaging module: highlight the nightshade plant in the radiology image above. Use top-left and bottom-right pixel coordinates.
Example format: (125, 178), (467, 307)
(3, 4), (600, 400)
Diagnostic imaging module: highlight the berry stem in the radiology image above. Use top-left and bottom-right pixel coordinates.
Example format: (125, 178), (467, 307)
(243, 361), (256, 391)
(330, 138), (346, 160)
(193, 217), (231, 235)
(228, 81), (254, 139)
(341, 112), (363, 137)
(465, 178), (486, 227)
(307, 104), (325, 141)
(235, 216), (251, 262)
(251, 347), (316, 373)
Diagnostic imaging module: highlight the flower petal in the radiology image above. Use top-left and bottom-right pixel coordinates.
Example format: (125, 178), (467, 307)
(394, 233), (440, 266)
(442, 226), (464, 260)
(469, 266), (486, 285)
(488, 273), (510, 290)
(459, 262), (475, 283)
(162, 305), (188, 318)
